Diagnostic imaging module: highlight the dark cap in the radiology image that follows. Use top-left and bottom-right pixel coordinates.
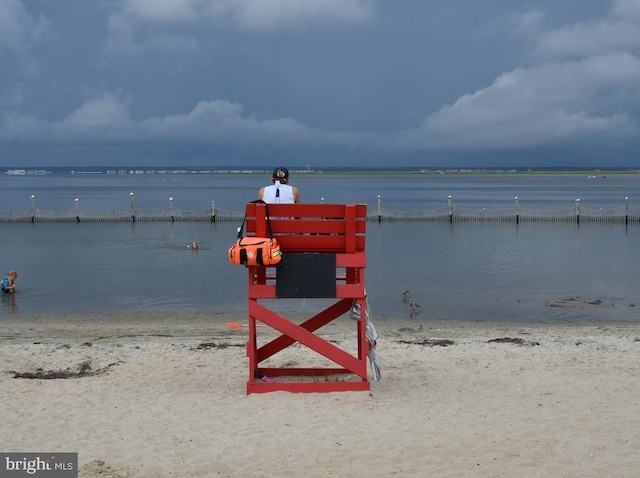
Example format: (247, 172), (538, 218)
(272, 167), (289, 180)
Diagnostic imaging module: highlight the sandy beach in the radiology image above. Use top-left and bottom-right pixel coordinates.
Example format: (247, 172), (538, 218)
(2, 312), (639, 477)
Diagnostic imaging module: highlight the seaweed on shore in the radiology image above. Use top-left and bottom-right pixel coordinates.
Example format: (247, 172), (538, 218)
(195, 342), (245, 350)
(488, 337), (540, 346)
(397, 339), (455, 347)
(10, 360), (119, 379)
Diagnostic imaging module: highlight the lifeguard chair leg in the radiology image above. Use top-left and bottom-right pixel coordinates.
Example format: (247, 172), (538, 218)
(249, 301), (366, 374)
(247, 308), (259, 386)
(252, 299), (352, 362)
(247, 299), (370, 392)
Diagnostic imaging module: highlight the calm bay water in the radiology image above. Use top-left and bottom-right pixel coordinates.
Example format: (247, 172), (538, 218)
(3, 171), (640, 212)
(1, 172), (639, 323)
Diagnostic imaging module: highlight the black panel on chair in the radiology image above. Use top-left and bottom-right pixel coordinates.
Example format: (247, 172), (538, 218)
(276, 253), (336, 298)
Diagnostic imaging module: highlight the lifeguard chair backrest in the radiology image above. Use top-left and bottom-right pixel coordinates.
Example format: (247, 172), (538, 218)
(244, 203), (367, 253)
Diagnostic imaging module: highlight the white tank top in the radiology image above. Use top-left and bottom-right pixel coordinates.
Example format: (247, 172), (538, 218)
(262, 181), (295, 204)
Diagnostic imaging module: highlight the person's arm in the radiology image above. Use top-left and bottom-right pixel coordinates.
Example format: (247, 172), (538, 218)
(292, 186), (301, 203)
(258, 187), (265, 201)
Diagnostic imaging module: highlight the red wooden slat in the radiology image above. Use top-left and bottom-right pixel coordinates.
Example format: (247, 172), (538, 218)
(245, 203), (367, 219)
(257, 367), (350, 377)
(336, 252), (366, 267)
(246, 219), (366, 234)
(247, 380), (371, 394)
(336, 284), (366, 298)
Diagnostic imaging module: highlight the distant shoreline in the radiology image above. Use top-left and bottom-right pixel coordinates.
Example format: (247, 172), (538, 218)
(3, 167), (640, 176)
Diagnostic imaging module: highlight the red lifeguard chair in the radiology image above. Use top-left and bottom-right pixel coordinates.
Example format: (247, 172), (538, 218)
(242, 202), (369, 393)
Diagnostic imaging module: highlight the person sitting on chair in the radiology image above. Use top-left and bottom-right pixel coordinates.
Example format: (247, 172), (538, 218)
(258, 167), (300, 204)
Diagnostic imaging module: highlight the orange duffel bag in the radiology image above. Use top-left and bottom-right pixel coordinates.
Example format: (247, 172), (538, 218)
(228, 200), (282, 266)
(229, 236), (281, 266)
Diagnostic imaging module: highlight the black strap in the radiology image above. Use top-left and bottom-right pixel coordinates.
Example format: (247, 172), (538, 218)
(236, 199), (275, 239)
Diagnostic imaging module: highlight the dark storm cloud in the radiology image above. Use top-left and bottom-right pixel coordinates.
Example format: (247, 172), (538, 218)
(1, 0), (640, 168)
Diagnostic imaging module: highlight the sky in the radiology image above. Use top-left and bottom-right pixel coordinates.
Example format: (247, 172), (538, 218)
(1, 0), (640, 169)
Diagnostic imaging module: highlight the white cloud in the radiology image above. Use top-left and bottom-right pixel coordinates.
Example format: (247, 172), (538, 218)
(139, 100), (311, 143)
(116, 0), (373, 29)
(612, 0), (640, 20)
(379, 2), (640, 153)
(203, 0), (373, 30)
(4, 0), (640, 164)
(104, 14), (144, 55)
(1, 95), (369, 148)
(104, 0), (372, 58)
(138, 99), (368, 146)
(535, 19), (640, 60)
(383, 52), (640, 151)
(63, 94), (132, 128)
(0, 0), (52, 53)
(0, 83), (27, 110)
(122, 0), (201, 23)
(147, 34), (200, 53)
(104, 12), (200, 55)
(0, 94), (131, 142)
(0, 0), (53, 75)
(511, 10), (545, 38)
(535, 1), (640, 60)
(106, 0), (203, 55)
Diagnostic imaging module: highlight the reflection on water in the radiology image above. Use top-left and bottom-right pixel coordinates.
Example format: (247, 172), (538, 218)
(1, 293), (17, 313)
(1, 220), (638, 323)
